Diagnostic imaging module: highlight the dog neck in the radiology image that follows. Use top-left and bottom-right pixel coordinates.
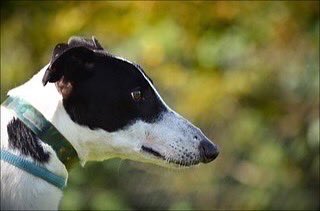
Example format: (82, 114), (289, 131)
(8, 66), (88, 163)
(1, 66), (98, 209)
(0, 69), (68, 209)
(6, 66), (119, 165)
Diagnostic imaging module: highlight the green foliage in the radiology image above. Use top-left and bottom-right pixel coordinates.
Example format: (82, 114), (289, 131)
(1, 1), (319, 210)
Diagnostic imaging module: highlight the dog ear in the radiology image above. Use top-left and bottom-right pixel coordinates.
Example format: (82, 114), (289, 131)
(42, 44), (96, 98)
(67, 36), (104, 50)
(91, 36), (104, 50)
(42, 44), (96, 85)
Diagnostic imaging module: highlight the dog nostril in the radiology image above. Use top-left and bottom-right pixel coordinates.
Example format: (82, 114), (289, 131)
(193, 135), (198, 140)
(199, 140), (219, 163)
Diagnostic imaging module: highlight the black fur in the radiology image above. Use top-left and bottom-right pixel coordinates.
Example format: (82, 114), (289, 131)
(7, 118), (50, 163)
(43, 37), (167, 132)
(63, 56), (167, 131)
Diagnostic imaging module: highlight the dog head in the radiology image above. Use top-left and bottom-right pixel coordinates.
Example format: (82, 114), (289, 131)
(42, 36), (219, 168)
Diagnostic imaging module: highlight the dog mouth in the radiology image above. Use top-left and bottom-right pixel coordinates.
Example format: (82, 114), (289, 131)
(141, 146), (165, 159)
(141, 145), (200, 167)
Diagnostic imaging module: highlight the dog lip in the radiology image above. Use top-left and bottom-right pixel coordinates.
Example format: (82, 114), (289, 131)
(141, 146), (165, 159)
(140, 145), (200, 167)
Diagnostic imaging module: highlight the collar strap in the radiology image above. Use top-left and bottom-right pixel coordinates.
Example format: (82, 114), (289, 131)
(0, 150), (66, 190)
(2, 96), (79, 170)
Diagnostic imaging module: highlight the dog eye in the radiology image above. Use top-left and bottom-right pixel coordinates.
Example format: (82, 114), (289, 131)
(131, 90), (142, 102)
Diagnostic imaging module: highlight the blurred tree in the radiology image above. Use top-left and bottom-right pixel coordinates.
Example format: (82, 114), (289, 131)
(1, 1), (319, 210)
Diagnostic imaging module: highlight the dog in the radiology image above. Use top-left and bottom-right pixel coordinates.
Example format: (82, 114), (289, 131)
(0, 36), (219, 210)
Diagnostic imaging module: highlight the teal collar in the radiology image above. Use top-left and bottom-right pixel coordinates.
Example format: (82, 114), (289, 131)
(0, 149), (66, 190)
(2, 96), (79, 169)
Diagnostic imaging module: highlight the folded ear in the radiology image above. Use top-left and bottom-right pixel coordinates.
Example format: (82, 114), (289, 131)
(42, 44), (96, 86)
(67, 36), (104, 50)
(91, 36), (104, 50)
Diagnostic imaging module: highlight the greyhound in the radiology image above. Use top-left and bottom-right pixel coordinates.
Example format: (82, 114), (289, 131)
(0, 36), (219, 210)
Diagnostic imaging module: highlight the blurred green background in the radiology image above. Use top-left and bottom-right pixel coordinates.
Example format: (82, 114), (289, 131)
(1, 1), (319, 210)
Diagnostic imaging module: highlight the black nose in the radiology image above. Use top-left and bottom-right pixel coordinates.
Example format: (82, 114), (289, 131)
(199, 140), (219, 163)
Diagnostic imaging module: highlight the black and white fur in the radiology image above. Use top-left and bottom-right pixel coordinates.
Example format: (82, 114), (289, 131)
(1, 37), (219, 210)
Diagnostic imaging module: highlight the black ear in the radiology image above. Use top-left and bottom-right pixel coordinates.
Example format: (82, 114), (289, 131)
(67, 36), (104, 50)
(91, 36), (104, 50)
(42, 44), (96, 86)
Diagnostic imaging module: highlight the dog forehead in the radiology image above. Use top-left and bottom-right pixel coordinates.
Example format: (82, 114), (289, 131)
(92, 54), (151, 89)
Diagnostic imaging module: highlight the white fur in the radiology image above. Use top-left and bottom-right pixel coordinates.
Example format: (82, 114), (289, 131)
(1, 63), (208, 210)
(1, 106), (64, 210)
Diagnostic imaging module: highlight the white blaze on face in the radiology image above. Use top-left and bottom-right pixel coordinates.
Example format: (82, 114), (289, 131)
(103, 109), (212, 168)
(141, 111), (206, 165)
